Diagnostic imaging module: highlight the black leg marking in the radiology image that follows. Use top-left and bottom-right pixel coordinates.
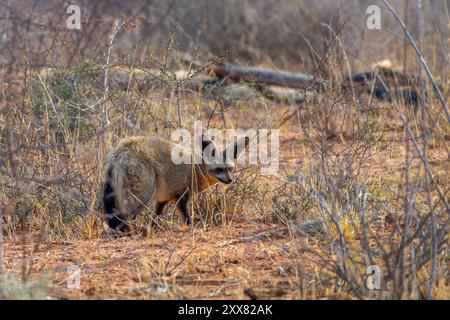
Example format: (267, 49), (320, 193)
(176, 193), (191, 226)
(155, 201), (168, 216)
(151, 201), (168, 228)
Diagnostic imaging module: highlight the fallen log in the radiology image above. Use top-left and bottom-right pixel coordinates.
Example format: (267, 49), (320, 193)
(258, 85), (312, 105)
(178, 54), (327, 91)
(200, 83), (312, 106)
(211, 63), (327, 91)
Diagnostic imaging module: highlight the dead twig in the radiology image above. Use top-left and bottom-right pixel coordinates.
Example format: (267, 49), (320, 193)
(51, 251), (138, 273)
(218, 227), (287, 247)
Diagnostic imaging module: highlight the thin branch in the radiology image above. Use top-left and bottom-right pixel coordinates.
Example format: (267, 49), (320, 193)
(102, 18), (135, 128)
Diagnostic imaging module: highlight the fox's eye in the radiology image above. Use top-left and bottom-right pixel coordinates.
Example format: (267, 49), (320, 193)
(215, 168), (224, 173)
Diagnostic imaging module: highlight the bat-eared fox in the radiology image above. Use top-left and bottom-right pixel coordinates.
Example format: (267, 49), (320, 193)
(102, 135), (249, 233)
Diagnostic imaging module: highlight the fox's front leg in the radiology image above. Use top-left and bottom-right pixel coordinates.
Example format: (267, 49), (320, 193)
(176, 193), (191, 225)
(151, 201), (168, 229)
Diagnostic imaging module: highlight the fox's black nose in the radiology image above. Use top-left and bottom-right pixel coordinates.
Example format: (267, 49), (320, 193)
(220, 178), (232, 184)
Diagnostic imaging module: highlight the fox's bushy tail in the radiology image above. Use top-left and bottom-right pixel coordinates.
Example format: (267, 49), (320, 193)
(103, 159), (129, 232)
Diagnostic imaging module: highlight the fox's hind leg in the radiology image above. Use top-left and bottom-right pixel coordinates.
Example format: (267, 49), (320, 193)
(125, 182), (155, 231)
(104, 158), (156, 235)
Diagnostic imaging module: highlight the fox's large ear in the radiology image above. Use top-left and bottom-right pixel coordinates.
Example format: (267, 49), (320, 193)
(224, 136), (250, 161)
(201, 135), (216, 158)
